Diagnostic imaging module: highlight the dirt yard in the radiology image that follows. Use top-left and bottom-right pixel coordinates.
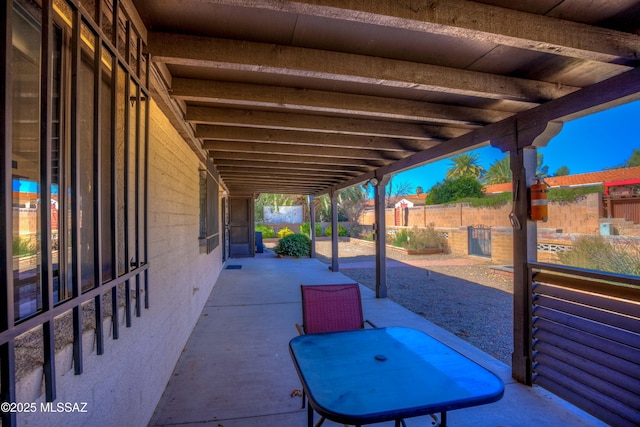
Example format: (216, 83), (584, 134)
(312, 239), (514, 365)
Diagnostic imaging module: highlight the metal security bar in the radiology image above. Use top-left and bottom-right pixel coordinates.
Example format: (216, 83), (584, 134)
(1, 1), (150, 426)
(530, 263), (640, 427)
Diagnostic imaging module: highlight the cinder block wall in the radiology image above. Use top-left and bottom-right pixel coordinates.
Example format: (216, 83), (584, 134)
(359, 194), (602, 235)
(544, 193), (602, 234)
(20, 101), (223, 427)
(491, 227), (514, 265)
(445, 227), (468, 256)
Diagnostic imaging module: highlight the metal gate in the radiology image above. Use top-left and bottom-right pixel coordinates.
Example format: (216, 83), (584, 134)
(469, 225), (491, 257)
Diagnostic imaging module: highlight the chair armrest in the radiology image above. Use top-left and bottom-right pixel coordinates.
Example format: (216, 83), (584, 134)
(295, 323), (304, 335)
(365, 319), (378, 328)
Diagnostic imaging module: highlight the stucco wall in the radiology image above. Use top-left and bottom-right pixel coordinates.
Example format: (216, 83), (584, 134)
(19, 101), (223, 427)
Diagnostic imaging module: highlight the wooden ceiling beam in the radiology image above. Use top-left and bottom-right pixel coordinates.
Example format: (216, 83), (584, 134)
(213, 158), (372, 173)
(322, 68), (640, 195)
(209, 150), (383, 167)
(197, 125), (437, 152)
(171, 78), (511, 126)
(226, 182), (323, 190)
(150, 32), (578, 103)
(206, 141), (410, 161)
(187, 106), (464, 141)
(199, 0), (640, 65)
(220, 170), (349, 180)
(215, 166), (359, 178)
(223, 175), (339, 184)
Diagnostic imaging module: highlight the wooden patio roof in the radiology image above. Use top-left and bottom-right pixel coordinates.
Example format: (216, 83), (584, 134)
(131, 0), (640, 196)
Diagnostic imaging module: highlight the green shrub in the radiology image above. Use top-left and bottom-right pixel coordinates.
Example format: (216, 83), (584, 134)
(360, 230), (375, 241)
(11, 237), (36, 257)
(548, 185), (602, 203)
(300, 222), (323, 237)
(387, 225), (447, 251)
(13, 237), (36, 257)
(464, 192), (512, 208)
(255, 224), (274, 238)
(406, 226), (447, 251)
(425, 176), (483, 205)
(325, 224), (348, 237)
(274, 233), (311, 258)
(558, 236), (640, 276)
(390, 229), (410, 247)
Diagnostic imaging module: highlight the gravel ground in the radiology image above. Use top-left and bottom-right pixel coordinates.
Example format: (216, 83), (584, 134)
(313, 239), (514, 365)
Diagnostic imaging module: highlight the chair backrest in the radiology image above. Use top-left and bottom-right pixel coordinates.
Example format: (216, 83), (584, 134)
(300, 284), (364, 334)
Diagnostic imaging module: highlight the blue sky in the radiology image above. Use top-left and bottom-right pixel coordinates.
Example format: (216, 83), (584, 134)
(387, 99), (640, 194)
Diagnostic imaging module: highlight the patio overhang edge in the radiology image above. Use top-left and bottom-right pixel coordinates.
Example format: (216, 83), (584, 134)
(316, 67), (640, 196)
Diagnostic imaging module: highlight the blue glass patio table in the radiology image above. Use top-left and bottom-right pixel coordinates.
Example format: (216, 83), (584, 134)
(289, 327), (504, 427)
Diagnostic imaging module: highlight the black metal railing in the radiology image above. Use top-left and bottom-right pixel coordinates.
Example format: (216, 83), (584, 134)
(468, 225), (491, 258)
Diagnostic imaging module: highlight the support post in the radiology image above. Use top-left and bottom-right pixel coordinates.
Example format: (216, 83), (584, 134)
(308, 195), (316, 258)
(510, 147), (538, 385)
(330, 191), (339, 272)
(373, 176), (390, 298)
(492, 120), (561, 385)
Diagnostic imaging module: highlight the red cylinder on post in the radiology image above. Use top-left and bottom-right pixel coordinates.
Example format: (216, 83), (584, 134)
(529, 178), (548, 222)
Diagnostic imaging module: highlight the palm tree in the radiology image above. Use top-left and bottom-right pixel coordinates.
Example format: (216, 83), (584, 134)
(446, 153), (485, 180)
(624, 148), (640, 167)
(537, 153), (549, 177)
(337, 185), (367, 222)
(314, 186), (367, 222)
(483, 156), (511, 185)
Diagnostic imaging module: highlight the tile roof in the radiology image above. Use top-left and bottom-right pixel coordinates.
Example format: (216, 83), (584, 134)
(362, 193), (427, 207)
(484, 166), (640, 194)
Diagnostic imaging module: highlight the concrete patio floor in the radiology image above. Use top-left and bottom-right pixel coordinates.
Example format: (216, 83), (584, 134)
(148, 253), (607, 427)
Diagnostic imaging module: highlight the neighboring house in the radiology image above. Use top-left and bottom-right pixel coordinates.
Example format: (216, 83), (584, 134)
(484, 166), (640, 194)
(394, 198), (414, 208)
(360, 166), (640, 230)
(484, 166), (640, 224)
(363, 193), (427, 209)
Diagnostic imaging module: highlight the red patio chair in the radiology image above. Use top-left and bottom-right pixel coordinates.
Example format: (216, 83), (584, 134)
(295, 283), (375, 335)
(295, 284), (383, 426)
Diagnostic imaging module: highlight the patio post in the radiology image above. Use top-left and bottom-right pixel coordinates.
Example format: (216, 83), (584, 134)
(308, 195), (316, 258)
(330, 190), (339, 272)
(509, 147), (538, 385)
(494, 121), (562, 385)
(373, 175), (390, 298)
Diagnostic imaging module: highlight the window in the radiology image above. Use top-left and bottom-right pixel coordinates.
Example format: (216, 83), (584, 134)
(11, 0), (43, 320)
(200, 159), (220, 253)
(2, 0), (150, 417)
